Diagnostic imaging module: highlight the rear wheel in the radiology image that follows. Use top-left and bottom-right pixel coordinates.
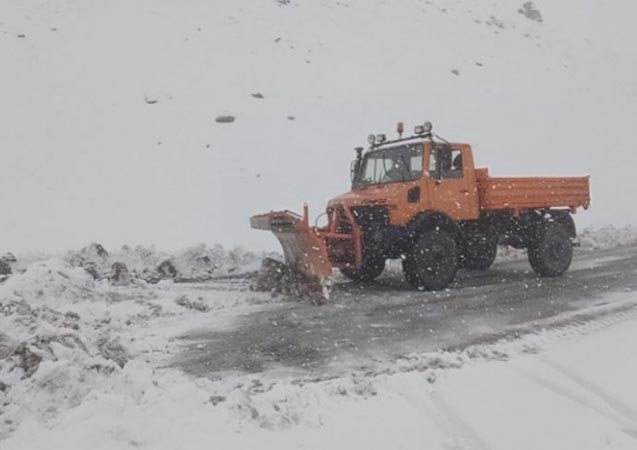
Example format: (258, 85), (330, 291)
(403, 229), (458, 290)
(528, 222), (573, 277)
(340, 257), (385, 282)
(459, 225), (498, 271)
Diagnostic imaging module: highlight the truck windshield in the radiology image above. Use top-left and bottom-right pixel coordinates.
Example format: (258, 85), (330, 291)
(356, 144), (423, 187)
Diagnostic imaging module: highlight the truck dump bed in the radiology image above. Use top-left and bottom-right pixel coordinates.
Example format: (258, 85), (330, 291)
(476, 168), (590, 211)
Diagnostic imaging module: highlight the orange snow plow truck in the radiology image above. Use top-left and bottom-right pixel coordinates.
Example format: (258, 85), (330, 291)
(251, 122), (590, 291)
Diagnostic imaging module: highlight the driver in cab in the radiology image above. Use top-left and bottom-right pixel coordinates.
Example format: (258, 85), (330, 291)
(382, 157), (410, 183)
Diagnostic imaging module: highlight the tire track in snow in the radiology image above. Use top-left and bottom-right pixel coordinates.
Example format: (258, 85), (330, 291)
(516, 338), (637, 442)
(523, 372), (637, 438)
(392, 376), (492, 450)
(541, 357), (637, 429)
(428, 391), (492, 450)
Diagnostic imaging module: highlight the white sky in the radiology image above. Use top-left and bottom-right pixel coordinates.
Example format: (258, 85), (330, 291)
(1, 0), (636, 254)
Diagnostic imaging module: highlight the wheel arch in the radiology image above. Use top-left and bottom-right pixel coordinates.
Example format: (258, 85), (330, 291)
(529, 209), (577, 242)
(551, 211), (577, 238)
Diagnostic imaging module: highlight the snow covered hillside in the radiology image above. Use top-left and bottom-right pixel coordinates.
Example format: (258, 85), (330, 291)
(1, 0), (637, 253)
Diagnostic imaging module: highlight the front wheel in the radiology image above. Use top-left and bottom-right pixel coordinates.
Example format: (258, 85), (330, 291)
(528, 222), (573, 277)
(403, 229), (459, 291)
(340, 257), (385, 282)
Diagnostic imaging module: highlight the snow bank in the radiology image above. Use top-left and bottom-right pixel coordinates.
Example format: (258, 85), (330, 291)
(578, 225), (637, 250)
(169, 244), (265, 281)
(2, 259), (100, 309)
(0, 255), (275, 441)
(62, 242), (269, 283)
(0, 260), (158, 438)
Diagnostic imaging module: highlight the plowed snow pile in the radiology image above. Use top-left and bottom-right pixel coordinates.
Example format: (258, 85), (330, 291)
(63, 243), (266, 283)
(0, 260), (149, 437)
(0, 255), (274, 441)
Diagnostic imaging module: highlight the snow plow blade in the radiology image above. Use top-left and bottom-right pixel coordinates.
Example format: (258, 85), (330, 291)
(250, 209), (332, 283)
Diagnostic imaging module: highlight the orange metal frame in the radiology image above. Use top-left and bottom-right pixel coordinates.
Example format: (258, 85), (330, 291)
(312, 204), (363, 269)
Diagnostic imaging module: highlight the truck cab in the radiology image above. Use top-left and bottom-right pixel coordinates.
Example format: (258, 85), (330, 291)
(324, 137), (484, 281)
(341, 140), (481, 224)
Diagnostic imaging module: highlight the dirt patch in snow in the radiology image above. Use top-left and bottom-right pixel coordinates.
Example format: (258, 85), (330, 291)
(175, 295), (210, 312)
(253, 258), (325, 303)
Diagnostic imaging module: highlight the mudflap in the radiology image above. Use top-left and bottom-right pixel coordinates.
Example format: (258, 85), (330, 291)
(251, 210), (333, 298)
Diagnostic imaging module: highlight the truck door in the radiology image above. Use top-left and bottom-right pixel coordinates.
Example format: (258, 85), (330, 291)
(426, 145), (479, 220)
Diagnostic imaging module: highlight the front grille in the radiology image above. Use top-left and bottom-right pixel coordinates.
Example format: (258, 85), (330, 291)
(350, 205), (390, 258)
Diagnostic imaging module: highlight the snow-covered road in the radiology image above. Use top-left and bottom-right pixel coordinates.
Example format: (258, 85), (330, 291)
(177, 243), (637, 377)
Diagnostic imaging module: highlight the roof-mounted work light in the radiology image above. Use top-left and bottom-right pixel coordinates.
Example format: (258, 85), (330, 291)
(414, 121), (433, 136)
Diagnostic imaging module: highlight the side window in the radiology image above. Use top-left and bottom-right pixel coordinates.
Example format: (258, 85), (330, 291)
(440, 148), (463, 179)
(429, 147), (463, 179)
(428, 151), (438, 178)
(410, 154), (423, 178)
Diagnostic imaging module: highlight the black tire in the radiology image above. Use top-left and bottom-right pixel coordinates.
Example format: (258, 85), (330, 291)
(403, 229), (458, 290)
(528, 222), (573, 277)
(459, 227), (498, 271)
(340, 257), (385, 282)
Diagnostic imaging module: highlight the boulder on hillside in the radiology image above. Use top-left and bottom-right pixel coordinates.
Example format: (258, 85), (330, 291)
(66, 242), (110, 279)
(1, 252), (17, 263)
(110, 262), (131, 286)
